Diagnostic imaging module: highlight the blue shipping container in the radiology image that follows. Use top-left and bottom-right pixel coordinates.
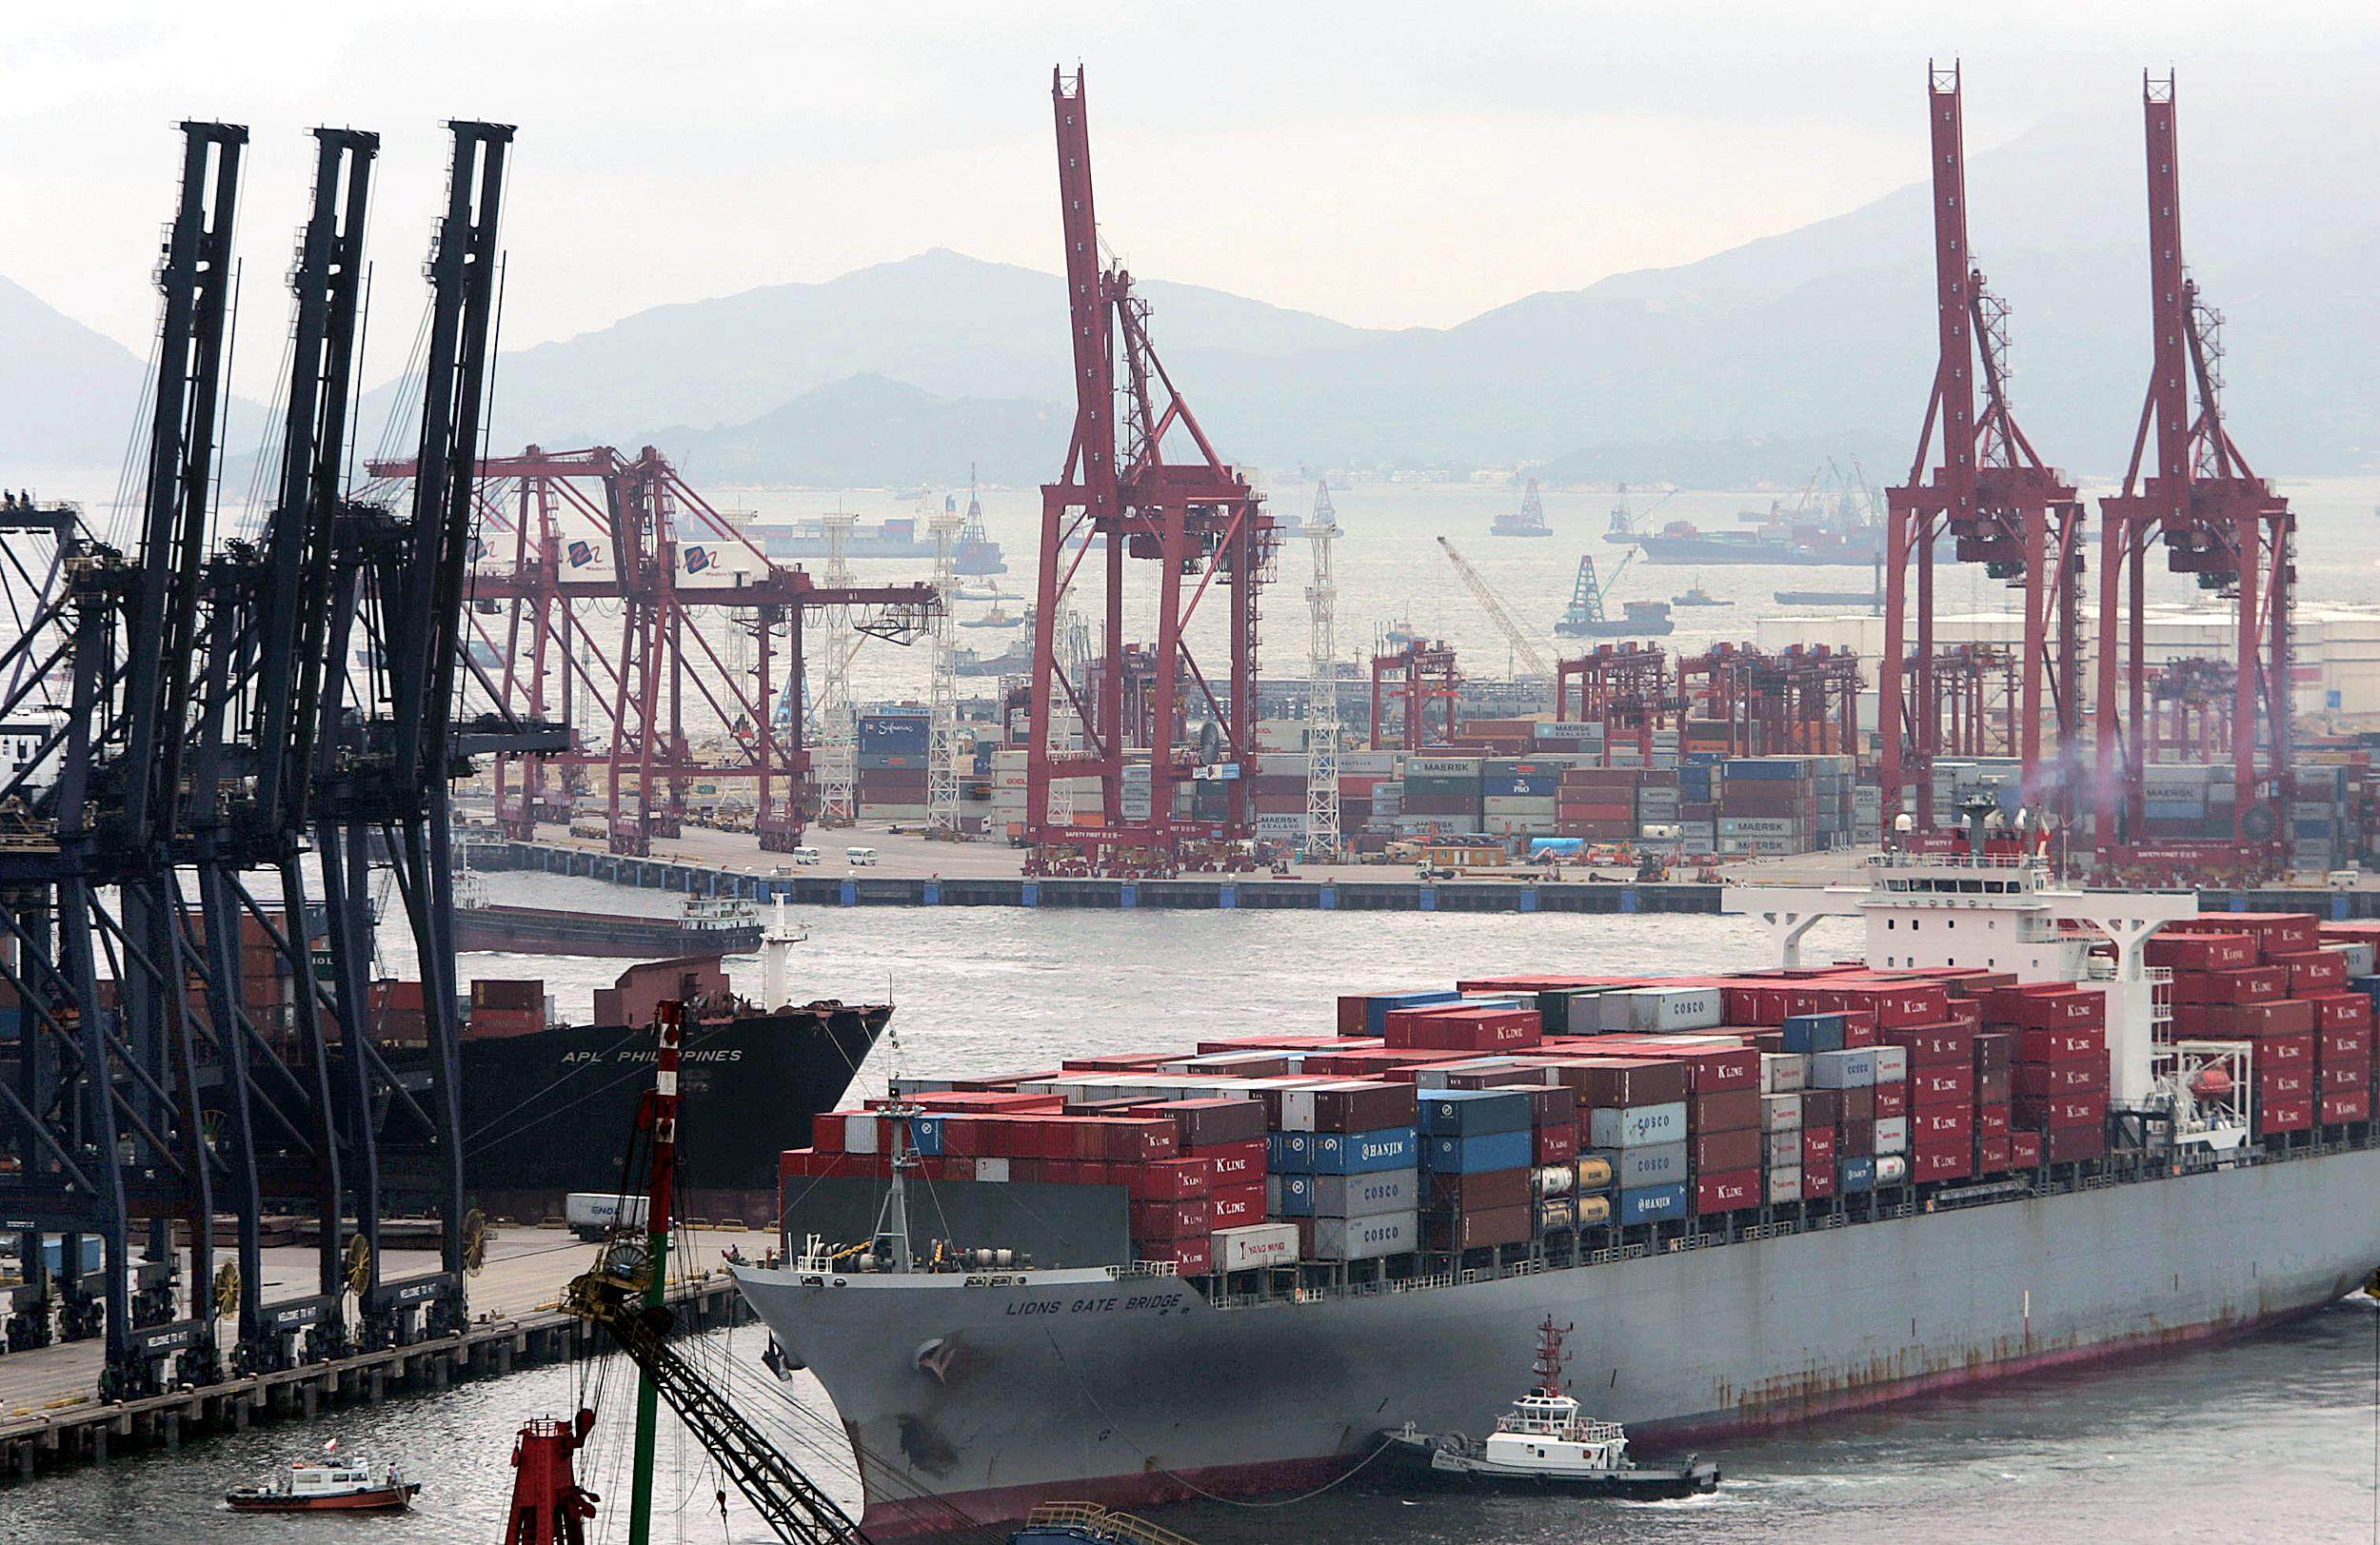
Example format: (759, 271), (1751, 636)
(1838, 1156), (1877, 1194)
(1362, 990), (1464, 1036)
(1616, 1182), (1689, 1224)
(1422, 1128), (1533, 1175)
(1417, 1088), (1534, 1137)
(40, 1235), (104, 1276)
(1273, 1173), (1317, 1217)
(909, 1116), (947, 1157)
(1482, 774), (1557, 798)
(1723, 759), (1807, 781)
(1278, 1126), (1419, 1175)
(1782, 1012), (1848, 1055)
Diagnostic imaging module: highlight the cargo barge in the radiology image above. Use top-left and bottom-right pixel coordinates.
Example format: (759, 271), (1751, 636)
(733, 825), (2380, 1534)
(452, 891), (764, 958)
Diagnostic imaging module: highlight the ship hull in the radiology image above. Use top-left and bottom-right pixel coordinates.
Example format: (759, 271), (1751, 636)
(404, 1004), (888, 1221)
(453, 903), (762, 958)
(734, 1144), (2380, 1535)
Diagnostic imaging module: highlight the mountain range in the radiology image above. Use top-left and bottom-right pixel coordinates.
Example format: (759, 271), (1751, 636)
(12, 95), (2377, 490)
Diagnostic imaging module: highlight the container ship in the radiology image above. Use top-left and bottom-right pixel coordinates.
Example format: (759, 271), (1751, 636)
(413, 955), (891, 1223)
(732, 821), (2380, 1535)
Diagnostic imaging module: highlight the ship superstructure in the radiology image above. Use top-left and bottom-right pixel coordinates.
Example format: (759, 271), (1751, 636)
(734, 822), (2378, 1535)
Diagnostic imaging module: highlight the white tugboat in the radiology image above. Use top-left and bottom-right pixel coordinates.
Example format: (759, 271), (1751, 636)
(1381, 1318), (1719, 1498)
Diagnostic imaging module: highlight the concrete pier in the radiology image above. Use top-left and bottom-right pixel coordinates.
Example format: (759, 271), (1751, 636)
(0, 1225), (755, 1489)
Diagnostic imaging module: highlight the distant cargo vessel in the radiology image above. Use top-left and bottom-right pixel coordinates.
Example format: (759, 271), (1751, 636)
(736, 822), (2380, 1534)
(453, 873), (762, 957)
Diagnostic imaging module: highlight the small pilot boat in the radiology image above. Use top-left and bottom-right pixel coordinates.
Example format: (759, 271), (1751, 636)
(1380, 1317), (1719, 1499)
(226, 1453), (421, 1513)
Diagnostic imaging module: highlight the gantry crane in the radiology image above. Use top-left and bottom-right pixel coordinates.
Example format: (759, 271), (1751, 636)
(1882, 62), (2085, 844)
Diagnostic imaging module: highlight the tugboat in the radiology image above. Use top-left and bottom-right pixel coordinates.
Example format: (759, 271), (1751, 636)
(962, 602), (1021, 629)
(1379, 1319), (1719, 1499)
(226, 1450), (420, 1513)
(1670, 579), (1731, 607)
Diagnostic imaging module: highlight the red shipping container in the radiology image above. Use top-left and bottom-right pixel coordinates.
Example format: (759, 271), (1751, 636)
(1839, 1011), (1879, 1050)
(1206, 1184), (1266, 1229)
(1147, 1098), (1269, 1147)
(2171, 964), (2286, 1004)
(1691, 1088), (1762, 1134)
(2008, 1130), (2043, 1168)
(1528, 1085), (1579, 1124)
(2166, 912), (2318, 958)
(1911, 1105), (1973, 1143)
(1673, 1047), (1762, 1092)
(1119, 1158), (1211, 1201)
(2256, 1033), (2315, 1067)
(1973, 1031), (2013, 1071)
(2016, 1026), (2107, 1064)
(1140, 1234), (1213, 1275)
(1128, 1198), (1211, 1238)
(1801, 1158), (1837, 1200)
(2317, 1025), (2373, 1063)
(1101, 1119), (1182, 1162)
(2258, 1098), (2313, 1135)
(1839, 1119), (1875, 1158)
(1694, 1168), (1761, 1215)
(1422, 1204), (1533, 1252)
(2145, 932), (2255, 971)
(1382, 1004), (1545, 1053)
(1975, 1134), (2013, 1173)
(1942, 998), (1984, 1033)
(2272, 951), (2349, 994)
(1800, 1125), (1838, 1169)
(1194, 1139), (1268, 1186)
(1975, 1067), (2013, 1105)
(1910, 1063), (1973, 1108)
(2323, 1061), (2370, 1093)
(2013, 1094), (2104, 1129)
(1907, 1144), (1972, 1181)
(1557, 1058), (1693, 1107)
(1873, 1081), (1909, 1119)
(2013, 1060), (2110, 1099)
(1534, 1123), (1578, 1164)
(1801, 1087), (1844, 1127)
(2042, 1121), (2106, 1161)
(1428, 1168), (1532, 1211)
(2256, 1067), (2312, 1103)
(1985, 985), (2109, 1030)
(1883, 1025), (1976, 1067)
(2321, 1089), (2371, 1124)
(1691, 1126), (1763, 1173)
(1976, 1103), (2011, 1139)
(2313, 993), (2376, 1032)
(2232, 1000), (2319, 1038)
(1841, 1086), (1875, 1124)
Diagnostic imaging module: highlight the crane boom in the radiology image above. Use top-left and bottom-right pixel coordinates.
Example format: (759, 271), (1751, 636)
(1436, 537), (1552, 678)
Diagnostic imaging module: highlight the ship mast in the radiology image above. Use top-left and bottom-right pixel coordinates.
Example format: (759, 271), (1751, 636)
(625, 1000), (684, 1545)
(1530, 1316), (1573, 1398)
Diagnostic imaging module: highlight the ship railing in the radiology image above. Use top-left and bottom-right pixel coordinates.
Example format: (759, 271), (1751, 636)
(1024, 1501), (1203, 1545)
(1106, 1260), (1180, 1280)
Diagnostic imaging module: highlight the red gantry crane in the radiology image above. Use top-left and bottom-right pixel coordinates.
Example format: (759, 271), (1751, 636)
(368, 446), (935, 856)
(1025, 68), (1275, 875)
(2092, 72), (2294, 878)
(1882, 62), (2086, 843)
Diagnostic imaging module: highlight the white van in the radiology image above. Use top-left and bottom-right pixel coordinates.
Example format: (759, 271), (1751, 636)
(845, 846), (881, 867)
(790, 846), (823, 866)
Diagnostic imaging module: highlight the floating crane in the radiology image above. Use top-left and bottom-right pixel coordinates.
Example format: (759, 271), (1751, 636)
(1556, 549), (1674, 639)
(1436, 536), (1553, 678)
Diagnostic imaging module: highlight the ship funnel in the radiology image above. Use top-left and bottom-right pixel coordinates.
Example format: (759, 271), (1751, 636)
(760, 894), (805, 1010)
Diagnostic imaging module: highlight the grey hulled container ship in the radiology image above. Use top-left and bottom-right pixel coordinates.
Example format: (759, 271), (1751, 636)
(732, 836), (2380, 1535)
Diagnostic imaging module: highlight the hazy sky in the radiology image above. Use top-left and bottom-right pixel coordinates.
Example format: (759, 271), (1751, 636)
(4, 1), (2371, 387)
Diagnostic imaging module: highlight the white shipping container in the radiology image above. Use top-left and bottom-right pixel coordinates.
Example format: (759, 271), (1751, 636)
(1764, 1165), (1804, 1205)
(2329, 941), (2378, 978)
(1808, 1049), (1878, 1089)
(1620, 985), (1725, 1033)
(1874, 1155), (1911, 1185)
(1874, 1117), (1909, 1155)
(1588, 1100), (1689, 1148)
(1311, 1210), (1418, 1261)
(1871, 1045), (1909, 1083)
(841, 1113), (882, 1156)
(975, 1157), (1011, 1182)
(1311, 1169), (1422, 1218)
(1760, 1093), (1804, 1133)
(1212, 1221), (1300, 1273)
(1763, 1129), (1800, 1167)
(1759, 1053), (1808, 1094)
